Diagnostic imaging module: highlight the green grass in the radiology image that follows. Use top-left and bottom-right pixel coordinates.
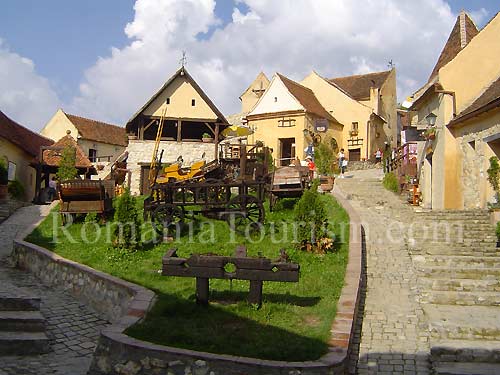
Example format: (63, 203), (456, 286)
(27, 195), (349, 361)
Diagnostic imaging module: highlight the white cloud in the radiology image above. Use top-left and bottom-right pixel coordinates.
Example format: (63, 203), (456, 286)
(69, 0), (463, 124)
(469, 7), (489, 26)
(0, 40), (61, 131)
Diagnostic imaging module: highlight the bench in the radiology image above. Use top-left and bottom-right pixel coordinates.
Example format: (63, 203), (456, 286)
(162, 246), (299, 306)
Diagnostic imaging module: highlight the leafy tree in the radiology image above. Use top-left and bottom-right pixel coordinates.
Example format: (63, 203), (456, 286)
(0, 159), (8, 185)
(487, 156), (500, 204)
(56, 145), (78, 181)
(315, 141), (335, 176)
(112, 188), (141, 250)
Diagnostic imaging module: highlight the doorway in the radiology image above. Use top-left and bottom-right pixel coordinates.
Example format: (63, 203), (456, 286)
(279, 138), (295, 166)
(348, 148), (361, 162)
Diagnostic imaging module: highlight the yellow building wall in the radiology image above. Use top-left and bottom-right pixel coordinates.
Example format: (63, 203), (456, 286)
(301, 72), (374, 159)
(379, 69), (398, 145)
(0, 137), (36, 201)
(240, 72), (270, 113)
(40, 109), (79, 142)
(440, 13), (500, 113)
(144, 75), (218, 120)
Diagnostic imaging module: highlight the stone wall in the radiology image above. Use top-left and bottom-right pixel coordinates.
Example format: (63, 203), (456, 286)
(11, 240), (156, 324)
(127, 140), (216, 194)
(347, 161), (381, 171)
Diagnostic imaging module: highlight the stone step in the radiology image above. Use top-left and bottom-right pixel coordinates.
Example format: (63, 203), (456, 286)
(417, 266), (500, 280)
(413, 255), (500, 268)
(425, 305), (500, 340)
(420, 278), (500, 293)
(415, 246), (500, 257)
(421, 290), (500, 306)
(431, 339), (500, 364)
(0, 296), (41, 311)
(0, 331), (50, 355)
(433, 362), (500, 375)
(0, 311), (45, 332)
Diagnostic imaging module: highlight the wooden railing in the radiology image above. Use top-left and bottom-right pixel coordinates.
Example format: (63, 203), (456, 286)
(384, 142), (418, 179)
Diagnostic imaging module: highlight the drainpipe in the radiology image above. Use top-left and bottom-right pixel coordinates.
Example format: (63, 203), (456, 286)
(435, 90), (456, 118)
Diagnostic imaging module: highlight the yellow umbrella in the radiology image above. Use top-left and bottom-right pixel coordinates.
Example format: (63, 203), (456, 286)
(221, 125), (254, 138)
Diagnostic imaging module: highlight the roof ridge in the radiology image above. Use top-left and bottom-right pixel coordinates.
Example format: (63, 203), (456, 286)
(64, 112), (122, 129)
(330, 69), (391, 80)
(276, 73), (315, 93)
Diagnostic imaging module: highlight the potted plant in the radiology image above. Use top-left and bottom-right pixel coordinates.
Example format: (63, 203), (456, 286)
(0, 159), (8, 200)
(315, 141), (335, 193)
(350, 129), (358, 137)
(487, 156), (500, 223)
(202, 132), (213, 143)
(423, 127), (436, 140)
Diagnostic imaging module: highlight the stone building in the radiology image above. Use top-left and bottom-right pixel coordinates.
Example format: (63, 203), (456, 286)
(408, 11), (500, 209)
(125, 67), (229, 194)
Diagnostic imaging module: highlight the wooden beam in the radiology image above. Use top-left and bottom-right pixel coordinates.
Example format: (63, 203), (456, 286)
(143, 119), (156, 132)
(214, 123), (220, 160)
(177, 119), (182, 142)
(204, 122), (215, 136)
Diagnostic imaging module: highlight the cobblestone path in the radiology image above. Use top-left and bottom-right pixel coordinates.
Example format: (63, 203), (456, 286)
(0, 205), (109, 375)
(336, 170), (431, 375)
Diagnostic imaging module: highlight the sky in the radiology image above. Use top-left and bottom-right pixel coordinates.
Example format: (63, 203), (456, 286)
(0, 0), (498, 132)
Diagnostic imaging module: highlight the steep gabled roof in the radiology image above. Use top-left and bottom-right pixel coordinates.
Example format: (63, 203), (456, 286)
(449, 74), (500, 127)
(329, 70), (392, 101)
(239, 71), (270, 100)
(428, 11), (479, 81)
(40, 134), (92, 168)
(0, 111), (53, 157)
(65, 113), (127, 146)
(276, 73), (334, 120)
(126, 67), (229, 130)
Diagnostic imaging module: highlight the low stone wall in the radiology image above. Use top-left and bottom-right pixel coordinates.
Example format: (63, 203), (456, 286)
(347, 161), (381, 171)
(12, 192), (363, 375)
(11, 240), (156, 324)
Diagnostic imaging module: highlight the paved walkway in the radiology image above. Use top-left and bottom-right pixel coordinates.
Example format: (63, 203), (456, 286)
(0, 204), (109, 375)
(336, 170), (431, 375)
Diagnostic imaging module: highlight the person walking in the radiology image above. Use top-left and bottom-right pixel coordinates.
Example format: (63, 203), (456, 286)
(337, 148), (345, 177)
(375, 148), (382, 163)
(306, 155), (316, 180)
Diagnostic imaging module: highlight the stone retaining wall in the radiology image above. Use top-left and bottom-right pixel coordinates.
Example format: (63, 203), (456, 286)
(12, 191), (363, 375)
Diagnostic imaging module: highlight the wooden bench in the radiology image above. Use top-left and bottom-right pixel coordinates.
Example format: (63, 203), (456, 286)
(162, 246), (299, 306)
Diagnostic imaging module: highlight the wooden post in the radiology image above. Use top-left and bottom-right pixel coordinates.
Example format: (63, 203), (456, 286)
(214, 123), (220, 160)
(139, 117), (145, 140)
(239, 143), (247, 180)
(34, 165), (41, 203)
(196, 277), (209, 305)
(177, 119), (182, 142)
(248, 280), (263, 306)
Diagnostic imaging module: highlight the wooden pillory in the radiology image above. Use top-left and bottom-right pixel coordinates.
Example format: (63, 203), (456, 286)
(162, 246), (300, 306)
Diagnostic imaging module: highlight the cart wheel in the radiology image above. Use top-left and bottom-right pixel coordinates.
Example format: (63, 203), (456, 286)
(151, 204), (184, 234)
(226, 194), (265, 233)
(205, 178), (224, 203)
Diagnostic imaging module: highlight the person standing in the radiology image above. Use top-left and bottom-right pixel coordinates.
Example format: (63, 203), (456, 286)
(306, 155), (315, 180)
(337, 148), (345, 176)
(375, 148), (382, 163)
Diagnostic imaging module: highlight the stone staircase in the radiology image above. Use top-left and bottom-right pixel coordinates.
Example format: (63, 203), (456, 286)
(408, 210), (500, 375)
(0, 290), (50, 355)
(0, 199), (28, 224)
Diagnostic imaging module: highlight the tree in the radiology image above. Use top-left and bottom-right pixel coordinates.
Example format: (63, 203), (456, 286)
(314, 137), (337, 176)
(487, 156), (500, 205)
(56, 145), (78, 181)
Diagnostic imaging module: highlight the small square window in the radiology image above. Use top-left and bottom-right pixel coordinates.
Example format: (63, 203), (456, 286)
(166, 98), (170, 104)
(192, 99), (196, 106)
(274, 97), (278, 102)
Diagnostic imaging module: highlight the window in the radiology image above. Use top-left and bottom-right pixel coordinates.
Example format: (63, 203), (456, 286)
(89, 149), (97, 163)
(191, 99), (196, 106)
(351, 122), (359, 131)
(8, 161), (16, 181)
(278, 118), (296, 127)
(274, 97), (278, 102)
(166, 98), (170, 104)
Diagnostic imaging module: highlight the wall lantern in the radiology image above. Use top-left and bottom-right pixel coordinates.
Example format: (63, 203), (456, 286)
(425, 112), (437, 127)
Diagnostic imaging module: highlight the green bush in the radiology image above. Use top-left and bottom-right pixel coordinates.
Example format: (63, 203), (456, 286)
(8, 179), (24, 199)
(383, 172), (399, 193)
(0, 159), (8, 185)
(56, 145), (78, 181)
(84, 212), (98, 223)
(496, 221), (500, 243)
(112, 188), (141, 250)
(487, 156), (500, 204)
(315, 141), (335, 176)
(294, 180), (328, 251)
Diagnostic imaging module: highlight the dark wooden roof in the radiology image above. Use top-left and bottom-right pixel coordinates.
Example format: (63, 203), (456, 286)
(0, 111), (54, 157)
(39, 134), (93, 168)
(277, 73), (334, 120)
(449, 75), (500, 127)
(65, 113), (128, 146)
(126, 67), (229, 131)
(428, 12), (479, 81)
(329, 70), (391, 101)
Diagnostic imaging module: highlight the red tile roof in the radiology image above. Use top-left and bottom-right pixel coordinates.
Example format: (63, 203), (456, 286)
(65, 113), (128, 146)
(329, 70), (391, 101)
(0, 111), (54, 157)
(40, 134), (93, 168)
(277, 73), (334, 120)
(428, 12), (479, 81)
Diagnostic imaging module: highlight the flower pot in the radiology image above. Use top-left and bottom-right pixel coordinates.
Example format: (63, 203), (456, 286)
(202, 138), (213, 143)
(0, 184), (7, 200)
(319, 176), (334, 193)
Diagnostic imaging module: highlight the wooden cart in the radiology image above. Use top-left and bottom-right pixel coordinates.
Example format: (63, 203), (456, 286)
(268, 166), (310, 211)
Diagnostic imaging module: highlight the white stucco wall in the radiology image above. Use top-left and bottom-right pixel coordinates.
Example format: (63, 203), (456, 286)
(249, 76), (303, 116)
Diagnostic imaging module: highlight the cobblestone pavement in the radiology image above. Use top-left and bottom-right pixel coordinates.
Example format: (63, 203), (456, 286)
(337, 170), (431, 375)
(0, 204), (110, 375)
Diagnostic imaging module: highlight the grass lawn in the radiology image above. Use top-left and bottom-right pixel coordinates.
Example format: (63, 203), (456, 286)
(27, 194), (349, 361)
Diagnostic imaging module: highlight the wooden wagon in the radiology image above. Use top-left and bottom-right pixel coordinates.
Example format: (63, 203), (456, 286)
(58, 179), (114, 224)
(268, 166), (310, 211)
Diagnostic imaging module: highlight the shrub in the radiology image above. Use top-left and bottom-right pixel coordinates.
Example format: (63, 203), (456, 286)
(0, 159), (7, 185)
(56, 145), (78, 181)
(383, 172), (399, 193)
(294, 180), (329, 252)
(8, 179), (24, 199)
(487, 156), (500, 205)
(496, 221), (500, 243)
(112, 188), (141, 250)
(84, 212), (98, 223)
(315, 141), (335, 176)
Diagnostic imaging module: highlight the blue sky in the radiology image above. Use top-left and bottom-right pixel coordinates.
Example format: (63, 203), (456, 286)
(0, 0), (498, 131)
